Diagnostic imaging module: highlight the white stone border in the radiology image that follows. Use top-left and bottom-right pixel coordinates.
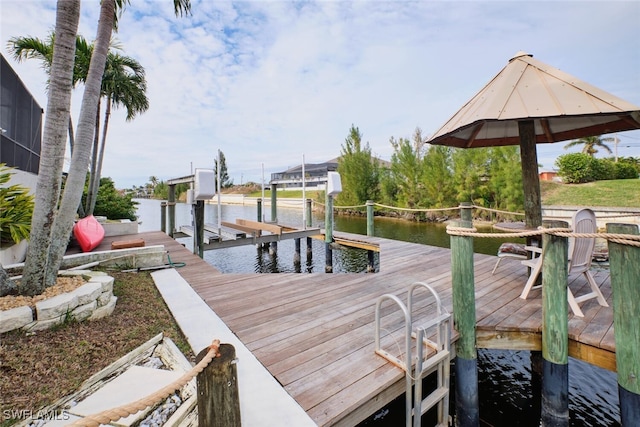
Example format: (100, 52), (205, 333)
(0, 272), (116, 334)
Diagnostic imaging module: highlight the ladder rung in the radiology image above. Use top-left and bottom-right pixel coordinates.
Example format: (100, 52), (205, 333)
(417, 350), (450, 377)
(374, 349), (407, 371)
(414, 312), (451, 331)
(417, 387), (449, 416)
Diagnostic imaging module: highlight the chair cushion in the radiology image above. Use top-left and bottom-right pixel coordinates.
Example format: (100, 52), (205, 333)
(497, 242), (528, 257)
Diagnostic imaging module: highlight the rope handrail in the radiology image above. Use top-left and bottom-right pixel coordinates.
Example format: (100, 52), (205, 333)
(312, 199), (639, 221)
(334, 204), (367, 210)
(373, 202), (460, 213)
(69, 339), (221, 427)
(472, 206), (525, 216)
(445, 225), (640, 247)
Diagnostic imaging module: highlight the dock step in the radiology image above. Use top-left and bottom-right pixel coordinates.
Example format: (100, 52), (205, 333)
(374, 282), (452, 427)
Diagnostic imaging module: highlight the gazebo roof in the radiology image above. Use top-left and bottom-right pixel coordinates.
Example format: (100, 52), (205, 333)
(427, 52), (640, 148)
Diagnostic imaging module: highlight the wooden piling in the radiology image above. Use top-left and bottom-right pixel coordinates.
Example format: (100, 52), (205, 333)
(160, 202), (167, 233)
(270, 183), (277, 223)
(193, 200), (204, 258)
(257, 198), (262, 222)
(451, 202), (478, 426)
(196, 343), (241, 427)
(325, 193), (333, 273)
(366, 200), (375, 272)
(541, 220), (569, 427)
(366, 200), (374, 236)
(607, 223), (640, 426)
(306, 198), (313, 259)
(270, 184), (277, 253)
(168, 184), (176, 238)
(294, 238), (301, 266)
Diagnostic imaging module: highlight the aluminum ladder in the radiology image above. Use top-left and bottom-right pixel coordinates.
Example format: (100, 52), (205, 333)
(374, 282), (452, 427)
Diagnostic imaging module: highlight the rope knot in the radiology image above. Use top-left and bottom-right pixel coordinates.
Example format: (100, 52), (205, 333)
(209, 339), (222, 358)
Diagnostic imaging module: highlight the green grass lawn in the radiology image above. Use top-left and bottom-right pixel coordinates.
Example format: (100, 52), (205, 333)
(541, 179), (640, 208)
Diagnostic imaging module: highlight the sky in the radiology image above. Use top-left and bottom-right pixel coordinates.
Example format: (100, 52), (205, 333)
(1, 0), (639, 189)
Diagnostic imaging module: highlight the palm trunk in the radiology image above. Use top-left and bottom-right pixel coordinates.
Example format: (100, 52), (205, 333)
(45, 0), (116, 286)
(86, 101), (102, 214)
(67, 114), (75, 155)
(20, 0), (80, 296)
(88, 96), (111, 215)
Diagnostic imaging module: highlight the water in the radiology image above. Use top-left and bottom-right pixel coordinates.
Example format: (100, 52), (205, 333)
(134, 198), (620, 426)
(136, 198), (377, 273)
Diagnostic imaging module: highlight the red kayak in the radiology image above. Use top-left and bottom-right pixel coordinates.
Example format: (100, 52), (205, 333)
(73, 215), (105, 252)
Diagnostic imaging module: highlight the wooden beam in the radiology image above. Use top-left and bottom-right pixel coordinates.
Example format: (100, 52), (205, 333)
(540, 119), (555, 142)
(476, 330), (541, 351)
(465, 123), (485, 148)
(220, 221), (261, 237)
(236, 218), (282, 235)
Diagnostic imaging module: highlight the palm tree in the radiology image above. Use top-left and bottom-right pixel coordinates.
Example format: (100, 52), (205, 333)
(564, 135), (614, 157)
(20, 0), (81, 296)
(8, 32), (93, 156)
(86, 52), (149, 215)
(21, 0), (191, 293)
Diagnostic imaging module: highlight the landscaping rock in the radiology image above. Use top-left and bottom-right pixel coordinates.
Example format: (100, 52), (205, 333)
(73, 282), (103, 306)
(89, 296), (117, 320)
(72, 300), (98, 322)
(35, 293), (78, 321)
(90, 275), (114, 293)
(0, 305), (33, 333)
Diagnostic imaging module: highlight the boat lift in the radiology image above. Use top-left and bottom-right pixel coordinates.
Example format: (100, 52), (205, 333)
(374, 282), (452, 427)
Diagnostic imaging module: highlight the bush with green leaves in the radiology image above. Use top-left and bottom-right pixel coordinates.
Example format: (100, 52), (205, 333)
(0, 164), (34, 244)
(92, 177), (138, 221)
(591, 158), (617, 181)
(555, 153), (595, 183)
(614, 161), (639, 179)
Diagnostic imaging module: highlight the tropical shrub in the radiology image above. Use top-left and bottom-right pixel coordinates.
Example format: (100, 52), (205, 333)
(614, 161), (639, 179)
(555, 153), (595, 183)
(0, 164), (34, 244)
(591, 158), (616, 181)
(92, 177), (138, 221)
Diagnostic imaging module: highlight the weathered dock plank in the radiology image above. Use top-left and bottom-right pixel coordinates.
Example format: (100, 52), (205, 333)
(85, 230), (615, 426)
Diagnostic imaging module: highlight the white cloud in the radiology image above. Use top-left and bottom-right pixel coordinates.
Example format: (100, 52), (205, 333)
(2, 0), (639, 187)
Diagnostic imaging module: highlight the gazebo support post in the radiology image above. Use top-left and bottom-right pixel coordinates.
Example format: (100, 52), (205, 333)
(451, 202), (479, 426)
(518, 120), (543, 231)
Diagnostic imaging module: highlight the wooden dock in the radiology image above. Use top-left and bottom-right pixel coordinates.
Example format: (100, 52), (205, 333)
(90, 230), (615, 426)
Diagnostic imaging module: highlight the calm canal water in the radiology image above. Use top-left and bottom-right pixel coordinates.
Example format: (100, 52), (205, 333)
(135, 199), (619, 426)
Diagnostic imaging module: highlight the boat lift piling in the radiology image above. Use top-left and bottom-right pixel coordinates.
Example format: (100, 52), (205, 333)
(306, 198), (313, 263)
(324, 192), (334, 273)
(270, 183), (278, 255)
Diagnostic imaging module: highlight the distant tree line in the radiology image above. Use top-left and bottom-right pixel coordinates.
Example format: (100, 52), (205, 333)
(335, 125), (524, 221)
